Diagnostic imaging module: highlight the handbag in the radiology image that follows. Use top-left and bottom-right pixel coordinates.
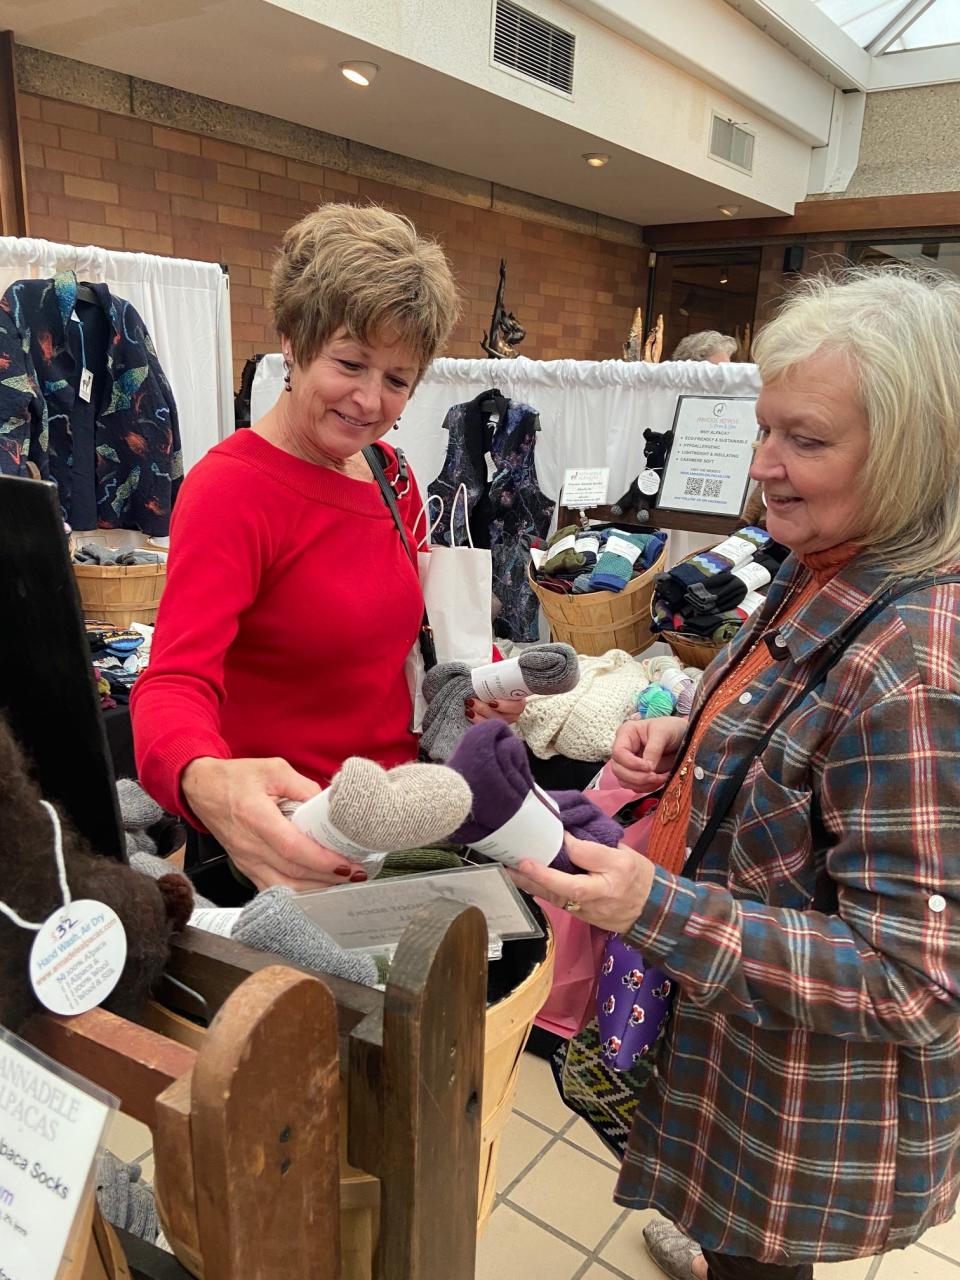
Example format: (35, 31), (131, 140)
(554, 572), (960, 1139)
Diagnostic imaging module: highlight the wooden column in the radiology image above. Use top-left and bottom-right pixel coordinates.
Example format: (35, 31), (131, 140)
(0, 29), (28, 236)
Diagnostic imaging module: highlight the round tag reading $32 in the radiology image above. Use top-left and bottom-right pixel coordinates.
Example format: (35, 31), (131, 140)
(29, 899), (128, 1016)
(637, 469), (661, 496)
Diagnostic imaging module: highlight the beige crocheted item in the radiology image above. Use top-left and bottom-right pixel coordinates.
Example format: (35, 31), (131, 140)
(514, 649), (651, 761)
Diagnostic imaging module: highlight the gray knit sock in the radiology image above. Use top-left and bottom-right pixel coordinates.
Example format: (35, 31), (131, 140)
(232, 887), (379, 986)
(420, 662), (474, 761)
(517, 643), (580, 693)
(129, 849), (214, 908)
(116, 778), (165, 831)
(572, 573), (594, 593)
(96, 1151), (159, 1243)
(125, 829), (157, 858)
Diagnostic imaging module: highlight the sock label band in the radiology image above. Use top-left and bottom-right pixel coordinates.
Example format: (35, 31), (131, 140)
(290, 791), (389, 873)
(736, 590), (765, 619)
(575, 535), (600, 556)
(604, 536), (642, 565)
(468, 787), (564, 869)
(659, 666), (686, 696)
(710, 535), (755, 567)
(547, 534), (577, 558)
(189, 906), (243, 937)
(731, 561), (770, 591)
(471, 658), (531, 702)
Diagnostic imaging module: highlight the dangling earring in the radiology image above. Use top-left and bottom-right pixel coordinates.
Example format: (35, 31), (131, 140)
(393, 416), (401, 431)
(282, 359), (292, 393)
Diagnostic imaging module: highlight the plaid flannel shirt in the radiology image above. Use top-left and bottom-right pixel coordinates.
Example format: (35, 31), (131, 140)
(615, 552), (960, 1263)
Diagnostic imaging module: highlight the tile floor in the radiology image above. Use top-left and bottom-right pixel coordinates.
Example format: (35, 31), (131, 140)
(105, 1049), (960, 1279)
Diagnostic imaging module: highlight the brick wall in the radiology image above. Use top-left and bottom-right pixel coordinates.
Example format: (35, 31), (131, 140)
(19, 93), (645, 384)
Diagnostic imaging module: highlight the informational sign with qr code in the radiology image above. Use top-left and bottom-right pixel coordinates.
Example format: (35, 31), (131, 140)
(658, 396), (759, 517)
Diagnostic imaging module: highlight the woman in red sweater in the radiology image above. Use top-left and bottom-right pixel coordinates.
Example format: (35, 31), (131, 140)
(132, 204), (519, 893)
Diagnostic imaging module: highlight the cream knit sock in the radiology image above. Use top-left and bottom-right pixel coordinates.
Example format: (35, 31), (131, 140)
(283, 758), (473, 875)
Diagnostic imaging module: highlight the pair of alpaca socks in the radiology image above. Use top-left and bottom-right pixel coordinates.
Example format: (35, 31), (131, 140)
(445, 720), (622, 873)
(420, 644), (579, 761)
(279, 757), (473, 874)
(589, 531), (654, 593)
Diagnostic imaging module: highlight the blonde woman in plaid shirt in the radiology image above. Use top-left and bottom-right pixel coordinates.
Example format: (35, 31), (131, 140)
(512, 266), (960, 1280)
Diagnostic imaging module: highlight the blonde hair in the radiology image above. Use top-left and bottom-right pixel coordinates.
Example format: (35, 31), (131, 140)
(671, 330), (737, 361)
(752, 264), (960, 576)
(271, 203), (460, 380)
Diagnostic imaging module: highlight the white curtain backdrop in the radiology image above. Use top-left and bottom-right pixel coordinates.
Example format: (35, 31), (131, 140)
(0, 238), (233, 474)
(253, 353), (763, 565)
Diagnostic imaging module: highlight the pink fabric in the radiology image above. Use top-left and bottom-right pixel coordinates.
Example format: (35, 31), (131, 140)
(533, 774), (656, 1038)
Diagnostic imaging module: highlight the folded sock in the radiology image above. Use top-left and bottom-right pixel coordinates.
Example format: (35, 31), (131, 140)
(287, 758), (473, 870)
(549, 789), (624, 849)
(537, 575), (576, 593)
(377, 845), (464, 878)
(712, 619), (742, 643)
(446, 721), (622, 873)
(735, 525), (772, 551)
(96, 1152), (159, 1243)
(574, 532), (601, 568)
(420, 662), (474, 760)
(542, 547), (585, 575)
(231, 886), (380, 984)
(589, 531), (653, 593)
(572, 573), (595, 594)
(684, 575), (747, 615)
(116, 778), (165, 831)
(422, 648), (580, 760)
(546, 522), (580, 550)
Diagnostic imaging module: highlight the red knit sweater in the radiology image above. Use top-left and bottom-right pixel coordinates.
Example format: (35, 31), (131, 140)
(131, 430), (423, 819)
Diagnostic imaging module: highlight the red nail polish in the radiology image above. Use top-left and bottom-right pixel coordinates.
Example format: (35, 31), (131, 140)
(487, 701), (499, 710)
(465, 698), (476, 709)
(349, 870), (368, 883)
(466, 710), (476, 721)
(334, 866), (351, 877)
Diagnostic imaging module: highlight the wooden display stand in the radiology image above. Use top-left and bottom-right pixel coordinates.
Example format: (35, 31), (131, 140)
(27, 898), (488, 1280)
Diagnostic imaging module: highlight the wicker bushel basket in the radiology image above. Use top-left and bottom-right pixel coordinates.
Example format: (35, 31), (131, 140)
(653, 608), (727, 670)
(528, 546), (666, 657)
(73, 559), (167, 628)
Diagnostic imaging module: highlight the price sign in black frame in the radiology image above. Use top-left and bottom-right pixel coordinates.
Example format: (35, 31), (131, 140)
(656, 395), (760, 518)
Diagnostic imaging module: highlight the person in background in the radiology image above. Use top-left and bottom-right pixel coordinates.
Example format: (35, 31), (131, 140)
(670, 330), (737, 363)
(511, 266), (960, 1280)
(132, 203), (522, 895)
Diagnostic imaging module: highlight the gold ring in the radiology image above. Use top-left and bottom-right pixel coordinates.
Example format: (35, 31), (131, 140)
(563, 900), (581, 914)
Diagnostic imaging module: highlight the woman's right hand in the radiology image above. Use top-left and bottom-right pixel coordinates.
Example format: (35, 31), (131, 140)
(610, 714), (688, 794)
(180, 756), (359, 892)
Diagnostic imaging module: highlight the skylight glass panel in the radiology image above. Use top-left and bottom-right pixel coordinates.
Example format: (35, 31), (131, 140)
(811, 0), (907, 46)
(887, 4), (960, 50)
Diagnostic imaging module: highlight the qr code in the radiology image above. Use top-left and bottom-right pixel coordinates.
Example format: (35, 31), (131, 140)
(703, 478), (722, 498)
(683, 477), (704, 496)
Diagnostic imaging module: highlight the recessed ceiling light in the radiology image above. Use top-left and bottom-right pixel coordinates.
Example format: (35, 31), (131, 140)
(717, 204), (741, 217)
(340, 61), (379, 87)
(583, 153), (610, 168)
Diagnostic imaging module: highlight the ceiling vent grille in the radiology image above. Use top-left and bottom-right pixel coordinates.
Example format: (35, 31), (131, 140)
(493, 0), (575, 94)
(709, 114), (755, 173)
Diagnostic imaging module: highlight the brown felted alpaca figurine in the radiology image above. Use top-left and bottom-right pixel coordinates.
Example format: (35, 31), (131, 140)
(0, 713), (192, 1033)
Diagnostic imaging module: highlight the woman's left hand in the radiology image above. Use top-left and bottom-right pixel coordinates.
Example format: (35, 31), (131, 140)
(466, 696), (526, 725)
(509, 833), (656, 934)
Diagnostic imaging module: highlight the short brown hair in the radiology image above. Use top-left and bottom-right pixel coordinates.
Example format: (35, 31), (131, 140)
(271, 203), (459, 379)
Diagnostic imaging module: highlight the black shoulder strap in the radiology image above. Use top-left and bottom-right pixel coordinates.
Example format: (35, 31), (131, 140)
(682, 573), (960, 881)
(363, 444), (437, 670)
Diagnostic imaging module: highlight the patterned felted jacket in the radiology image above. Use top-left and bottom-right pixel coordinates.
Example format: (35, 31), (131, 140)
(0, 272), (182, 535)
(428, 391), (554, 642)
(616, 552), (960, 1264)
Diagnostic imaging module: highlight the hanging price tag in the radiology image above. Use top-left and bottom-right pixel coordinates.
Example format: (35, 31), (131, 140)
(78, 368), (93, 403)
(29, 900), (127, 1016)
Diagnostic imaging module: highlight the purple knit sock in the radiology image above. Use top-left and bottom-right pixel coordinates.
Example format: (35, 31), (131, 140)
(445, 722), (624, 872)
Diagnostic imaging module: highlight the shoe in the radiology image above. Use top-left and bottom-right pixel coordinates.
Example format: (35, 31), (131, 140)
(642, 1218), (704, 1280)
